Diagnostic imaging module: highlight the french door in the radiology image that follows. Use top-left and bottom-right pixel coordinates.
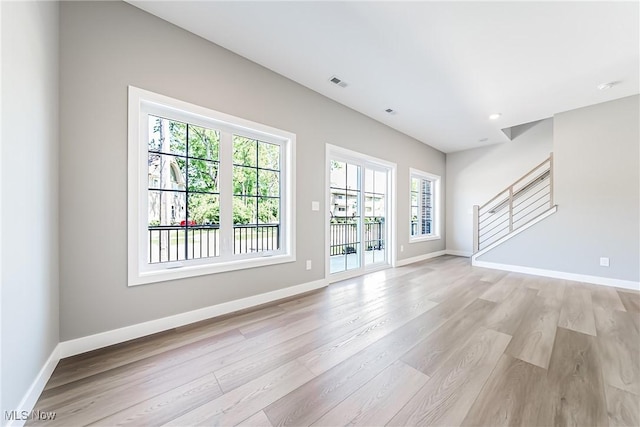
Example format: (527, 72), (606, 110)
(327, 146), (393, 278)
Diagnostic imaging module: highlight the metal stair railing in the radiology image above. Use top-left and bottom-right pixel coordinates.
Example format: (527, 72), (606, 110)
(473, 153), (554, 253)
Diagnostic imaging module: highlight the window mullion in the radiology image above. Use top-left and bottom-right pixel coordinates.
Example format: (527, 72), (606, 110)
(219, 131), (234, 256)
(185, 125), (190, 259)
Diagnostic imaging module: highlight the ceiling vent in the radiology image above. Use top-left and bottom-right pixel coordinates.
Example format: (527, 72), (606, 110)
(329, 76), (348, 88)
(385, 108), (397, 115)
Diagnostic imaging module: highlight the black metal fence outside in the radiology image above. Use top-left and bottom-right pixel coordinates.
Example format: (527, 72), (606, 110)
(329, 220), (384, 256)
(148, 224), (280, 263)
(149, 220), (385, 263)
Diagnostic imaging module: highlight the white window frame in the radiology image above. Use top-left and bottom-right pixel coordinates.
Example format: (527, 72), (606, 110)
(409, 168), (441, 242)
(128, 86), (296, 286)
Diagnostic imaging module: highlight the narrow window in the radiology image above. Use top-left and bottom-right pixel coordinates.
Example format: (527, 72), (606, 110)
(410, 169), (440, 241)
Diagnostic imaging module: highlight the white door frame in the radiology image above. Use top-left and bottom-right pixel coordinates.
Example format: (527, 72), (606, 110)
(325, 144), (397, 283)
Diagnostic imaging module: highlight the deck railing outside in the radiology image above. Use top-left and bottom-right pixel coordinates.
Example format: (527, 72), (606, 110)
(329, 220), (385, 256)
(148, 224), (280, 263)
(149, 219), (385, 263)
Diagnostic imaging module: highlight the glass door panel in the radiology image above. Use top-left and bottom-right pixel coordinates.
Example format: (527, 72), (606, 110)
(330, 161), (361, 274)
(329, 153), (389, 276)
(364, 168), (387, 266)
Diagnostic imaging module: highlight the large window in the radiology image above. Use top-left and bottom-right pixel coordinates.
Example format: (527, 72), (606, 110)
(129, 87), (295, 285)
(410, 169), (440, 241)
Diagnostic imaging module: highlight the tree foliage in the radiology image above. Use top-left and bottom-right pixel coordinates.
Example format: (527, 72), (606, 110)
(149, 117), (281, 226)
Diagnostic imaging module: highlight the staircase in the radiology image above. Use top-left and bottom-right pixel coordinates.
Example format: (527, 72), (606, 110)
(472, 154), (557, 258)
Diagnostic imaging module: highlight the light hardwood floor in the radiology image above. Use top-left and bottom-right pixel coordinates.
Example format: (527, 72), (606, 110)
(29, 256), (640, 426)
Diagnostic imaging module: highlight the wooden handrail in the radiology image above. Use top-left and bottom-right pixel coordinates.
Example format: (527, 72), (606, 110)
(478, 155), (551, 211)
(484, 169), (550, 214)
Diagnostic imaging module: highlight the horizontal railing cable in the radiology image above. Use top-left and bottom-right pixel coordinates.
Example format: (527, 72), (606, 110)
(473, 153), (554, 253)
(512, 185), (550, 215)
(479, 215), (509, 239)
(479, 212), (508, 232)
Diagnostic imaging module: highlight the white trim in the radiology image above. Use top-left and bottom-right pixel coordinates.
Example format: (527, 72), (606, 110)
(389, 166), (397, 268)
(410, 235), (442, 243)
(409, 168), (441, 242)
(471, 206), (557, 261)
(58, 278), (327, 358)
(127, 86), (296, 286)
(6, 346), (61, 427)
(130, 254), (296, 287)
(446, 250), (473, 257)
(326, 144), (397, 170)
(396, 250), (447, 267)
(328, 263), (391, 284)
(8, 278), (328, 424)
(472, 260), (640, 291)
(324, 146), (331, 280)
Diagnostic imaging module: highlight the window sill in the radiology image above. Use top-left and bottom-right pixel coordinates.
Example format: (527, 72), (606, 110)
(409, 235), (441, 243)
(129, 253), (296, 286)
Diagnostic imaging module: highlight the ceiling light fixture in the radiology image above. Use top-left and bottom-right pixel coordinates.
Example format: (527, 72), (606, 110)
(597, 81), (619, 90)
(479, 138), (489, 143)
(489, 113), (502, 120)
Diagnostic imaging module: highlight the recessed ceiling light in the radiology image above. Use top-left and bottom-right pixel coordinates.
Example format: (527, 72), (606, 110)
(385, 108), (397, 115)
(479, 138), (489, 143)
(489, 113), (502, 120)
(597, 81), (619, 90)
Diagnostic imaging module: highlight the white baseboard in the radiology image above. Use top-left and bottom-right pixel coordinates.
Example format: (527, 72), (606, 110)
(445, 250), (472, 257)
(58, 278), (328, 359)
(396, 250), (446, 267)
(472, 260), (640, 291)
(7, 278), (328, 425)
(6, 345), (61, 427)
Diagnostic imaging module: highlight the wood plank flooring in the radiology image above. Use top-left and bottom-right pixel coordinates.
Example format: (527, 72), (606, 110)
(29, 256), (640, 426)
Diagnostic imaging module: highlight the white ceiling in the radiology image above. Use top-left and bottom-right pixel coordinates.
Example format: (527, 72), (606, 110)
(128, 1), (639, 153)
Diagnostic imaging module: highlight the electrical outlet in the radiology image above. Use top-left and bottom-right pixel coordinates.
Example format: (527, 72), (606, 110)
(600, 257), (610, 267)
(400, 245), (404, 252)
(311, 201), (320, 211)
(306, 260), (312, 270)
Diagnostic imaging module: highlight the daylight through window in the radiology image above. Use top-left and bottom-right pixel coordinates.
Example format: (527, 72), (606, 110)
(129, 87), (295, 285)
(410, 169), (440, 241)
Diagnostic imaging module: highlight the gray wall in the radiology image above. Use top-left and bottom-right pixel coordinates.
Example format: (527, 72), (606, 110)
(59, 1), (445, 341)
(446, 119), (553, 255)
(1, 1), (60, 419)
(478, 96), (640, 282)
